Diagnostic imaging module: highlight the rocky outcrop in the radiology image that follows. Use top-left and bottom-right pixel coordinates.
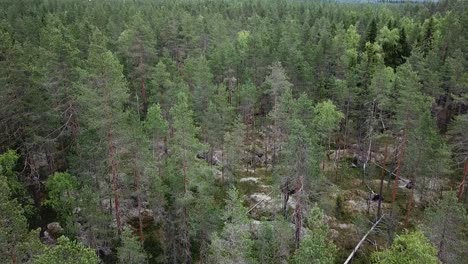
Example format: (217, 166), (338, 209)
(247, 192), (296, 218)
(125, 208), (155, 229)
(43, 222), (63, 244)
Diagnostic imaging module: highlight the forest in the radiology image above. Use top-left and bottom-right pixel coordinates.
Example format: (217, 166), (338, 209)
(0, 0), (467, 263)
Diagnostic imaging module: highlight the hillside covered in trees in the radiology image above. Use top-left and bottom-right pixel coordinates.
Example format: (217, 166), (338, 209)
(0, 0), (467, 263)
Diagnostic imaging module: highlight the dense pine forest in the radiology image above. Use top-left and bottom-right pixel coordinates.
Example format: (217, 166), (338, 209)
(0, 0), (467, 263)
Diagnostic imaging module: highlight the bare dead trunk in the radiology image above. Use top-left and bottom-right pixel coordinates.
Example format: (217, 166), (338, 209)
(377, 145), (388, 219)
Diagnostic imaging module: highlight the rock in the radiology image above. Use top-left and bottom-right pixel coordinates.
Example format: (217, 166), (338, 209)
(248, 192), (296, 218)
(337, 223), (355, 230)
(327, 149), (356, 161)
(212, 150), (224, 165)
(212, 168), (223, 180)
(329, 228), (340, 239)
(240, 177), (260, 184)
(197, 150), (225, 165)
(250, 193), (272, 203)
(126, 208), (155, 228)
(46, 222), (63, 239)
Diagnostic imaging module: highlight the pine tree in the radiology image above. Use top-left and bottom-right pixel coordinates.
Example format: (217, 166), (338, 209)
(223, 118), (246, 185)
(290, 206), (337, 264)
(254, 219), (293, 264)
(264, 62), (293, 167)
(0, 152), (29, 264)
(34, 236), (99, 264)
(76, 28), (129, 233)
(168, 90), (206, 264)
(183, 55), (215, 122)
(371, 231), (437, 264)
(421, 192), (468, 263)
(366, 19), (378, 44)
(118, 13), (156, 117)
(44, 172), (79, 235)
(207, 187), (254, 264)
(117, 229), (148, 264)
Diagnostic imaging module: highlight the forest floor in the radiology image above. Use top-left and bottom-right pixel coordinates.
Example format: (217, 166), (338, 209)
(232, 138), (425, 263)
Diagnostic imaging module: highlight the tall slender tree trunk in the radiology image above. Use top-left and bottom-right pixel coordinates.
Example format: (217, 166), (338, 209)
(108, 130), (121, 233)
(11, 251), (16, 264)
(139, 56), (148, 116)
(294, 176), (303, 249)
(135, 165), (144, 241)
(457, 159), (468, 202)
(404, 187), (414, 227)
(182, 158), (191, 264)
(377, 145), (388, 219)
(221, 145), (225, 187)
(437, 222), (447, 262)
(364, 100), (375, 174)
(104, 88), (121, 233)
(392, 129), (407, 203)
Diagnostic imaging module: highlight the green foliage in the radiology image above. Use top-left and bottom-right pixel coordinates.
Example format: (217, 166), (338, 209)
(34, 236), (99, 264)
(253, 219), (293, 264)
(117, 229), (148, 264)
(290, 206), (337, 264)
(0, 1), (467, 263)
(223, 118), (246, 183)
(44, 172), (78, 211)
(0, 163), (28, 262)
(144, 104), (168, 139)
(207, 187), (254, 264)
(0, 149), (18, 179)
(44, 172), (79, 234)
(421, 192), (468, 263)
(313, 100), (344, 141)
(371, 231), (438, 264)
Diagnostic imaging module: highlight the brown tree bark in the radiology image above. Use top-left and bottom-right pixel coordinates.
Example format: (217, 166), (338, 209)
(404, 187), (414, 227)
(104, 85), (121, 234)
(457, 159), (468, 202)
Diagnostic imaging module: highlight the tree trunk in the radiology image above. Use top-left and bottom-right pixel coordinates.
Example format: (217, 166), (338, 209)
(139, 56), (148, 116)
(457, 159), (468, 202)
(182, 158), (191, 263)
(437, 221), (447, 262)
(294, 176), (303, 249)
(364, 100), (375, 174)
(11, 251), (16, 264)
(404, 187), (414, 227)
(107, 129), (121, 233)
(135, 165), (144, 241)
(392, 129), (406, 203)
(377, 145), (388, 219)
